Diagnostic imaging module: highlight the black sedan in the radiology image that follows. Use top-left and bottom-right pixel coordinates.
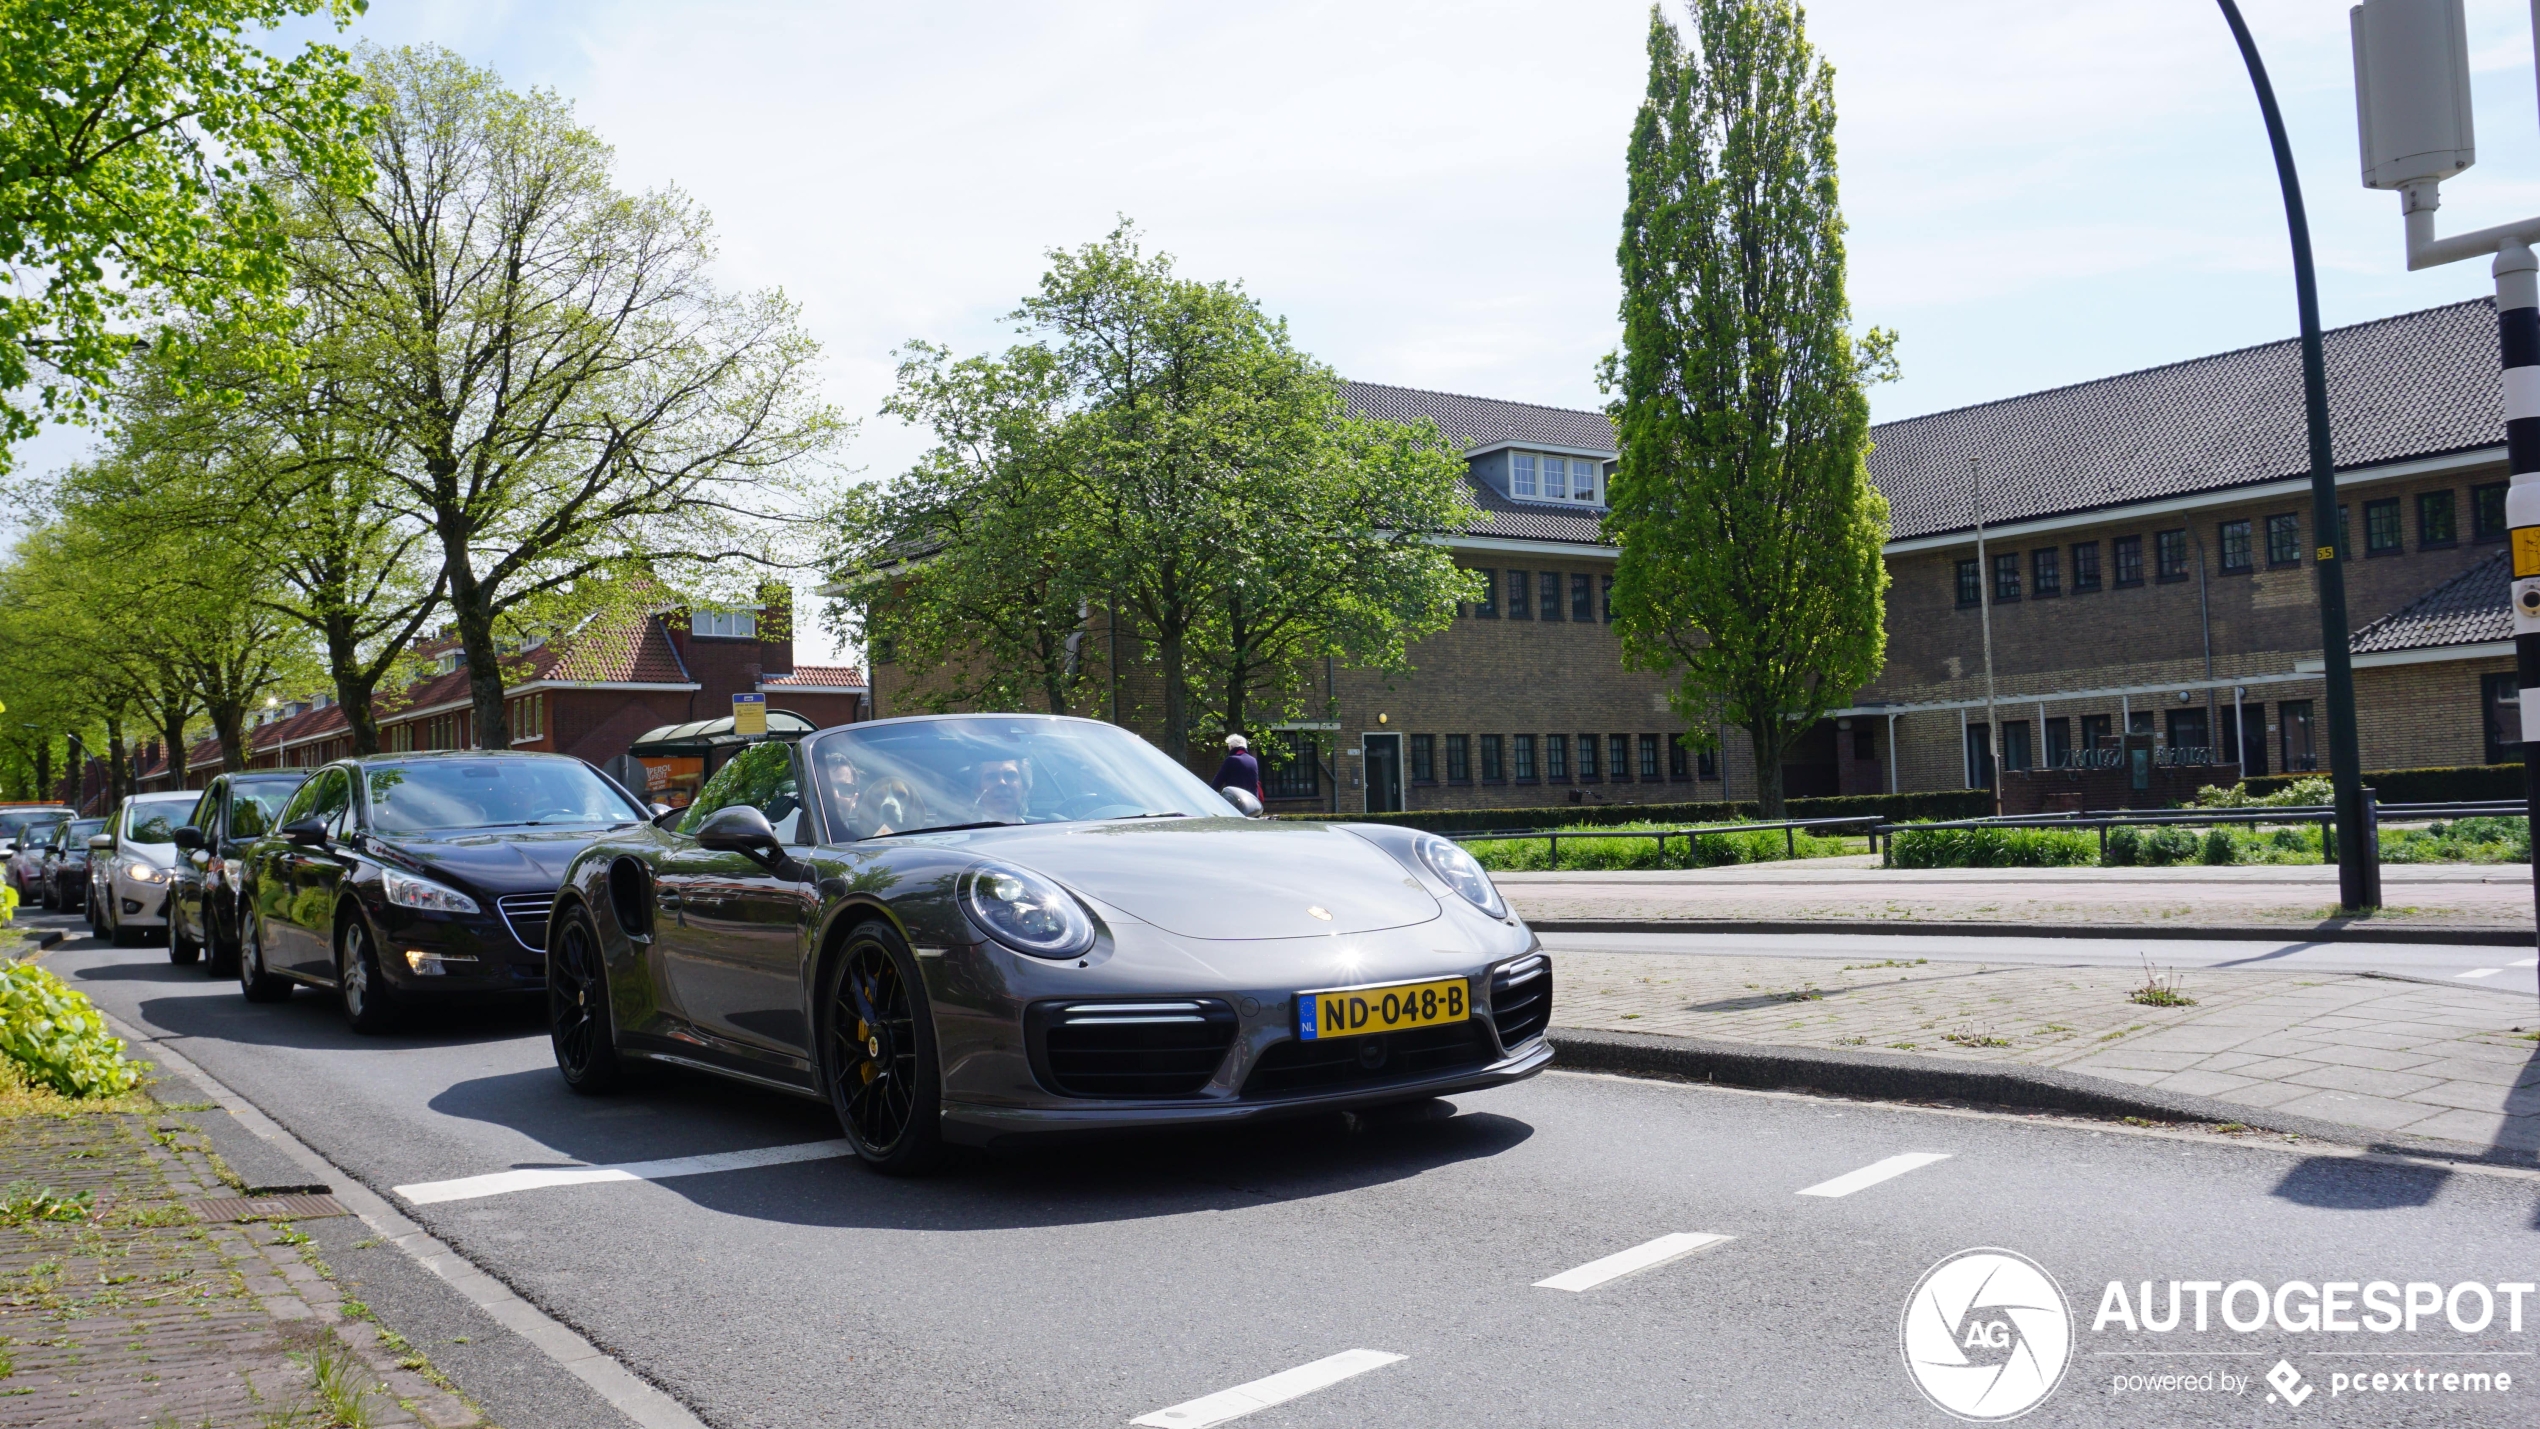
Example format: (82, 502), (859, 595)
(40, 817), (106, 913)
(170, 771), (309, 972)
(238, 752), (655, 1032)
(546, 714), (1553, 1175)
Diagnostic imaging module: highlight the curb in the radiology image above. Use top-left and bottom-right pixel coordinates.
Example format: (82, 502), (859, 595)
(1545, 1027), (2537, 1170)
(1525, 918), (2536, 947)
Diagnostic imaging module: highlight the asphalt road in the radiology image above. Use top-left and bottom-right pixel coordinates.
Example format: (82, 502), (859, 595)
(26, 913), (2539, 1428)
(1536, 927), (2540, 989)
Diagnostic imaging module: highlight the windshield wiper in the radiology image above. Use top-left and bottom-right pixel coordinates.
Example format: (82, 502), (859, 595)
(884, 820), (1022, 838)
(1107, 812), (1189, 820)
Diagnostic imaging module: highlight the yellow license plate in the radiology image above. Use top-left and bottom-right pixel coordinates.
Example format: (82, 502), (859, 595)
(1297, 977), (1470, 1041)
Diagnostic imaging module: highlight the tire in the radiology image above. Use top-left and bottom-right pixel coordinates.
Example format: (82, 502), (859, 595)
(37, 876), (55, 912)
(547, 903), (627, 1094)
(336, 916), (400, 1033)
(820, 920), (945, 1176)
(238, 907), (293, 1003)
(203, 899), (239, 976)
(169, 904), (202, 965)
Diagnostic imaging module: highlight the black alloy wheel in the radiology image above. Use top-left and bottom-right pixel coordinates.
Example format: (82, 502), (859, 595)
(548, 904), (626, 1094)
(822, 921), (944, 1176)
(336, 917), (399, 1034)
(238, 908), (293, 1003)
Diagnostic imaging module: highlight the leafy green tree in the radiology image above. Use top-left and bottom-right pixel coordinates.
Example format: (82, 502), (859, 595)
(1605, 1), (1894, 816)
(290, 46), (841, 748)
(0, 0), (371, 466)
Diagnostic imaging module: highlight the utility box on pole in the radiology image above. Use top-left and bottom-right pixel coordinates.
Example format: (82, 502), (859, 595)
(2352, 0), (2475, 190)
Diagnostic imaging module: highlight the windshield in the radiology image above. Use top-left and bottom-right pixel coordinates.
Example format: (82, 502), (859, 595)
(60, 819), (105, 847)
(364, 758), (647, 834)
(123, 800), (194, 844)
(806, 716), (1232, 840)
(230, 782), (299, 839)
(0, 811), (67, 841)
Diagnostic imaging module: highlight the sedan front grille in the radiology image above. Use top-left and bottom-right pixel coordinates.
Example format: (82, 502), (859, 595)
(1241, 1019), (1493, 1099)
(1032, 999), (1239, 1099)
(496, 893), (554, 952)
(1490, 954), (1551, 1048)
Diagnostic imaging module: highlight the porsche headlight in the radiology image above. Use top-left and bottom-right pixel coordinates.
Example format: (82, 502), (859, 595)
(1416, 834), (1507, 918)
(383, 867), (480, 914)
(123, 861), (170, 885)
(962, 861), (1095, 959)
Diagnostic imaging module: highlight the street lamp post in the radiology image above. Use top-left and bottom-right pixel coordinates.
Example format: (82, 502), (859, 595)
(2216, 0), (2378, 912)
(2350, 0), (2540, 982)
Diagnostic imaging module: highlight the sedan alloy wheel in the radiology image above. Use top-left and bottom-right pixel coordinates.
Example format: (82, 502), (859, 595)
(823, 923), (943, 1176)
(547, 904), (625, 1094)
(238, 911), (293, 1003)
(337, 919), (399, 1034)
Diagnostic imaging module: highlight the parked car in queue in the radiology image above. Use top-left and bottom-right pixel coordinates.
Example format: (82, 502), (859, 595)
(170, 771), (309, 974)
(95, 791), (200, 950)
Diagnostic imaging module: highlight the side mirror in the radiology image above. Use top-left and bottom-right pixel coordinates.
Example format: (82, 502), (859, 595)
(1219, 786), (1265, 819)
(652, 804), (686, 830)
(283, 817), (329, 847)
(696, 804), (781, 855)
(172, 826), (205, 851)
(649, 802), (673, 819)
(88, 834), (115, 852)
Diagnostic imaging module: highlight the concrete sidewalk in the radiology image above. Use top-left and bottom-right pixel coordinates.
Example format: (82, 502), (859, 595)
(1502, 859), (2538, 932)
(1547, 946), (2540, 1161)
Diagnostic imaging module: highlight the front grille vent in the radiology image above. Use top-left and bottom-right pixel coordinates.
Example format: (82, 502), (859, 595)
(496, 892), (554, 952)
(1241, 1020), (1492, 1099)
(1034, 999), (1238, 1099)
(1490, 955), (1551, 1047)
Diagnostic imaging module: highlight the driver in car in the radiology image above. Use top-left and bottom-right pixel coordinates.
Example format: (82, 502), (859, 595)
(973, 756), (1031, 823)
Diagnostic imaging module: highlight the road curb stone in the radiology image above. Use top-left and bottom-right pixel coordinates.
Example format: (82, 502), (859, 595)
(1526, 917), (2537, 946)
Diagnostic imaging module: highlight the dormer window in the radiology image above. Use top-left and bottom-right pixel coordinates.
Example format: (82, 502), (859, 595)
(436, 650), (466, 674)
(692, 610), (758, 639)
(1508, 450), (1603, 505)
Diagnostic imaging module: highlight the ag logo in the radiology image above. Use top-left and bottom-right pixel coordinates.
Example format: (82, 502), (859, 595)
(1900, 1248), (2072, 1420)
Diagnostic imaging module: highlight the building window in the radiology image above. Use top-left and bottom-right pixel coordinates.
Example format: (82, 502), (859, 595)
(1577, 733), (1600, 780)
(2164, 707), (2210, 759)
(1571, 573), (1593, 621)
(1992, 551), (2020, 602)
(1512, 734), (1536, 782)
(1545, 734), (1568, 780)
(1600, 574), (1614, 622)
(2112, 535), (2143, 587)
(692, 610), (758, 639)
(2474, 481), (2509, 542)
(1408, 734), (1434, 785)
(2031, 547), (2060, 597)
(1668, 737), (1689, 780)
(2267, 513), (2301, 566)
(1506, 569), (1531, 619)
(1472, 569), (1498, 618)
(2218, 519), (2252, 573)
(1479, 735), (1504, 782)
(1570, 457), (1600, 503)
(1637, 734), (1660, 780)
(1955, 559), (1981, 607)
(1539, 571), (1562, 621)
(2279, 700), (2317, 772)
(2483, 672), (2523, 764)
(2079, 712), (2112, 753)
(1511, 452), (1537, 497)
(2364, 497), (2401, 555)
(2336, 504), (2350, 558)
(2001, 720), (2032, 772)
(1446, 735), (1470, 783)
(2155, 529), (2188, 581)
(1509, 450), (1601, 504)
(2042, 717), (2071, 767)
(1268, 733), (1320, 799)
(1609, 734), (1630, 781)
(2419, 490), (2457, 548)
(1698, 748), (1718, 779)
(2070, 541), (2101, 592)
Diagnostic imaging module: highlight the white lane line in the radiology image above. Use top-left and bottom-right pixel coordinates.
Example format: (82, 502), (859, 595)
(395, 1139), (852, 1205)
(1534, 1232), (1730, 1292)
(2455, 968), (2504, 980)
(1797, 1151), (1952, 1198)
(2513, 958), (2540, 970)
(1131, 1349), (1405, 1428)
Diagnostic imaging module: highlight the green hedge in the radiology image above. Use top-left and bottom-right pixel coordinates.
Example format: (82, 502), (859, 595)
(2242, 763), (2523, 804)
(1885, 826), (2097, 869)
(1277, 788), (1991, 834)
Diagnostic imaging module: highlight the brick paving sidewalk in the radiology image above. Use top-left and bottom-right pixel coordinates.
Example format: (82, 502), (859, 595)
(1549, 950), (2540, 1156)
(0, 1097), (488, 1428)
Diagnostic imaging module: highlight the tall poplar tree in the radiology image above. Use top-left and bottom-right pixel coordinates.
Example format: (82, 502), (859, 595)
(1606, 0), (1894, 816)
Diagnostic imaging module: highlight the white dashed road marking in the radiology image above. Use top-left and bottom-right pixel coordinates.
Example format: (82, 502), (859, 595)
(1131, 1350), (1406, 1428)
(2510, 958), (2539, 969)
(394, 1140), (852, 1205)
(2455, 968), (2504, 980)
(1534, 1232), (1731, 1292)
(1796, 1151), (1952, 1198)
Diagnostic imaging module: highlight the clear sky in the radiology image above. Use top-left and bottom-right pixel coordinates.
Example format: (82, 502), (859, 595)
(20, 1), (2540, 664)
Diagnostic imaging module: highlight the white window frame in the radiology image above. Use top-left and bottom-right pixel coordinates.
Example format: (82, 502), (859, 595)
(1497, 449), (1608, 510)
(691, 610), (759, 640)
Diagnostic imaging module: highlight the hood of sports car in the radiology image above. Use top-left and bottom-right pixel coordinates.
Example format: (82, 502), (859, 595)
(970, 818), (1442, 940)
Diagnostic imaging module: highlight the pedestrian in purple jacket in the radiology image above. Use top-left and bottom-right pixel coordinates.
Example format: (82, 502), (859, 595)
(1213, 734), (1265, 802)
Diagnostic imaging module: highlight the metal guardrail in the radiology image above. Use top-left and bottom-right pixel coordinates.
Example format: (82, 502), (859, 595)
(1448, 815), (1885, 863)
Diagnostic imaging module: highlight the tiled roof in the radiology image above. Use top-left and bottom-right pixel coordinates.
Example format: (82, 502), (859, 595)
(1868, 298), (2502, 542)
(1345, 381), (1615, 548)
(540, 608), (691, 684)
(2350, 548), (2508, 654)
(762, 665), (866, 689)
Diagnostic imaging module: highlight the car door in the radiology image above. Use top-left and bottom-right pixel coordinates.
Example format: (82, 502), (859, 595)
(655, 742), (817, 1059)
(277, 768), (354, 978)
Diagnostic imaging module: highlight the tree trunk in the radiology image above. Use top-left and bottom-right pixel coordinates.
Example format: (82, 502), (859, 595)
(162, 712), (190, 790)
(1157, 623), (1189, 769)
(210, 702), (248, 772)
(106, 718), (128, 816)
(34, 738), (50, 806)
(442, 547), (512, 750)
(1746, 717), (1788, 819)
(324, 615), (385, 755)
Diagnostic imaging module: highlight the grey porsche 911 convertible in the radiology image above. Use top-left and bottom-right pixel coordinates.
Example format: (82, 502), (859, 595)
(546, 713), (1552, 1173)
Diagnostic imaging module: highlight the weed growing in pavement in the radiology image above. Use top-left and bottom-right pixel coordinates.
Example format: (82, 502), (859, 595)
(1944, 1028), (2013, 1049)
(293, 1333), (383, 1429)
(273, 1226), (312, 1247)
(2213, 1122), (2251, 1134)
(2129, 959), (2197, 1008)
(1887, 1042), (1919, 1050)
(1777, 987), (1824, 1002)
(1835, 1036), (1867, 1045)
(1845, 959), (1926, 970)
(0, 1181), (93, 1227)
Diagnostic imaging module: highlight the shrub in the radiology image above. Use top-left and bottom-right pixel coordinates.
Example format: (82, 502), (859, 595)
(2381, 815), (2529, 864)
(2200, 827), (2237, 865)
(0, 959), (144, 1099)
(1464, 823), (1855, 872)
(1885, 827), (2096, 869)
(2103, 826), (2141, 866)
(0, 883), (15, 925)
(2245, 763), (2522, 804)
(2138, 826), (2201, 866)
(2194, 776), (2333, 809)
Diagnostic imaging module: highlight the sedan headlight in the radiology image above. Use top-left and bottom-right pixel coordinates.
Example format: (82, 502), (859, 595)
(123, 861), (170, 885)
(1416, 834), (1507, 918)
(383, 867), (481, 914)
(962, 861), (1095, 959)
